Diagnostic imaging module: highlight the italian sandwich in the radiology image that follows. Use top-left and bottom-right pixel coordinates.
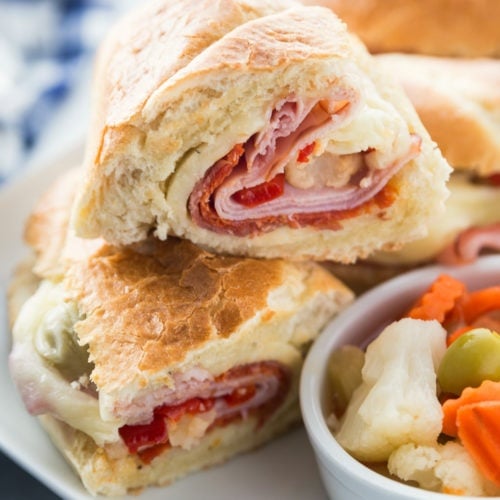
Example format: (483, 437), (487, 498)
(8, 169), (353, 496)
(325, 54), (500, 292)
(72, 0), (450, 262)
(301, 0), (500, 58)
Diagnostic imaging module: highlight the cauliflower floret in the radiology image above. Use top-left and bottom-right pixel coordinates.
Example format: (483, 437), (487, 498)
(388, 441), (491, 496)
(335, 318), (447, 462)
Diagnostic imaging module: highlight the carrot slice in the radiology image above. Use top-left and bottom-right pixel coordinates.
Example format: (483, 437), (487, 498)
(462, 287), (500, 324)
(406, 274), (467, 323)
(456, 400), (500, 487)
(442, 380), (500, 437)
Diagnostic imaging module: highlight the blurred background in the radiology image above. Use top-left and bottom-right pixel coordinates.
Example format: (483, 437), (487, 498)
(0, 0), (138, 187)
(0, 1), (137, 498)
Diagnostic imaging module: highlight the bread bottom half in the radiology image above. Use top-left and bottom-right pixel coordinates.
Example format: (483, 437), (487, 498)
(38, 401), (301, 496)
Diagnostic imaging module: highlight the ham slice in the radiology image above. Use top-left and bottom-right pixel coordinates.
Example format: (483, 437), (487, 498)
(437, 223), (500, 265)
(189, 95), (420, 236)
(9, 340), (120, 445)
(114, 361), (290, 425)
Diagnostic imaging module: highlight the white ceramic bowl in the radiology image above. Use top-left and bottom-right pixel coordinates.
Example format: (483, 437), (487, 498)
(300, 255), (500, 500)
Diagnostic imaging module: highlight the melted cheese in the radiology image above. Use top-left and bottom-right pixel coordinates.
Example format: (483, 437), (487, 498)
(167, 409), (216, 450)
(11, 280), (123, 444)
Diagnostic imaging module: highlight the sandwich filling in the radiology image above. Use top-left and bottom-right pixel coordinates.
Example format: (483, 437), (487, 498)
(9, 281), (292, 463)
(118, 362), (289, 463)
(366, 173), (500, 267)
(437, 175), (500, 264)
(189, 94), (421, 236)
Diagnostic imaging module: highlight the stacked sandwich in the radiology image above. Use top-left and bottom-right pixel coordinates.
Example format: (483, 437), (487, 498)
(7, 0), (452, 496)
(303, 0), (500, 292)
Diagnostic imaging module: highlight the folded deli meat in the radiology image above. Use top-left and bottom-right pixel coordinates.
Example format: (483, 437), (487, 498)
(8, 170), (353, 496)
(72, 0), (450, 261)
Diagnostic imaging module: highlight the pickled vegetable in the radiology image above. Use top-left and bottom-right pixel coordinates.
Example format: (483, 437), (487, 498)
(442, 380), (500, 437)
(406, 274), (466, 323)
(437, 328), (500, 395)
(462, 287), (500, 324)
(328, 345), (364, 416)
(457, 400), (500, 487)
(326, 273), (500, 496)
(335, 319), (446, 463)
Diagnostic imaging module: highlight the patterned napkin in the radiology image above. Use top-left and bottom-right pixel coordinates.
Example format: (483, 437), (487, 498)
(0, 0), (128, 184)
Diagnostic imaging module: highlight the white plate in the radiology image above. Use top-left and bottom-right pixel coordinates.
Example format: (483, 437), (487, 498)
(0, 148), (328, 500)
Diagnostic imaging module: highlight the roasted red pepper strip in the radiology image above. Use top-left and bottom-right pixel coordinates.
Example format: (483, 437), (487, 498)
(118, 362), (289, 460)
(486, 173), (500, 186)
(155, 398), (214, 421)
(231, 173), (285, 207)
(118, 413), (167, 454)
(297, 142), (315, 163)
(119, 398), (214, 454)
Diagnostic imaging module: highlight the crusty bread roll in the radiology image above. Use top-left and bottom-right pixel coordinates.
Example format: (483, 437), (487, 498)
(323, 53), (500, 291)
(72, 0), (450, 262)
(324, 174), (500, 292)
(8, 169), (353, 496)
(36, 411), (300, 497)
(370, 174), (500, 264)
(375, 54), (500, 176)
(301, 0), (500, 58)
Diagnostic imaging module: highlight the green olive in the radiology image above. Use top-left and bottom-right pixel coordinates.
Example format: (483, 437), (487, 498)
(328, 344), (365, 415)
(437, 328), (500, 395)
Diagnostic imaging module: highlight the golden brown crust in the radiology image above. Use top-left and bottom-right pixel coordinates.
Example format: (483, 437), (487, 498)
(24, 169), (81, 278)
(159, 7), (352, 87)
(85, 0), (296, 173)
(24, 168), (107, 279)
(301, 0), (500, 57)
(67, 237), (348, 392)
(375, 54), (500, 175)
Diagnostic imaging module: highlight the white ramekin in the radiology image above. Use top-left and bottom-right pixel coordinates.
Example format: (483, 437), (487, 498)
(300, 255), (500, 500)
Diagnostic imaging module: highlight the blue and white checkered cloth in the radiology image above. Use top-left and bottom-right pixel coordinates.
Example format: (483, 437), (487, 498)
(0, 0), (128, 184)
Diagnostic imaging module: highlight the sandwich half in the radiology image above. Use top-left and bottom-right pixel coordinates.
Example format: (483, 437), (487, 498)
(301, 0), (500, 57)
(324, 54), (500, 292)
(72, 0), (450, 262)
(8, 169), (353, 496)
